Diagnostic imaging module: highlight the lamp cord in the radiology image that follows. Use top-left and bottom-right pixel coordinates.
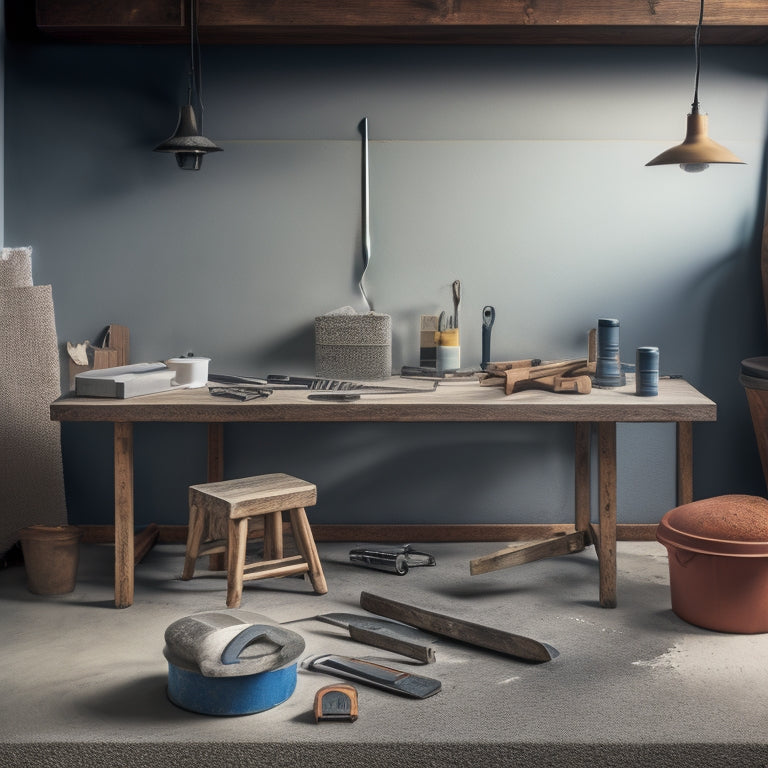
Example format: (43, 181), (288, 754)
(189, 0), (205, 130)
(691, 0), (704, 114)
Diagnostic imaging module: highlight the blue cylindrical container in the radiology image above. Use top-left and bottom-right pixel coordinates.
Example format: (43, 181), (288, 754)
(636, 346), (659, 397)
(594, 318), (623, 387)
(163, 611), (305, 716)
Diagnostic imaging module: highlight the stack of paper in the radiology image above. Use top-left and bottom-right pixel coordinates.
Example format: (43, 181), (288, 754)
(75, 362), (175, 398)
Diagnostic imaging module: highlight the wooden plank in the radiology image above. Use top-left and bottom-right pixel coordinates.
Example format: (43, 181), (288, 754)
(76, 522), (666, 544)
(27, 0), (768, 44)
(676, 421), (694, 507)
(199, 0), (768, 44)
(597, 423), (617, 608)
(113, 422), (134, 609)
(50, 377), (717, 425)
(133, 522), (159, 565)
(469, 531), (587, 575)
(36, 0), (184, 28)
(360, 591), (558, 663)
(207, 423), (224, 482)
(574, 422), (591, 532)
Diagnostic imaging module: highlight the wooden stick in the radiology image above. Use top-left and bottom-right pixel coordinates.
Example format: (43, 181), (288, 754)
(133, 522), (159, 565)
(360, 591), (558, 663)
(469, 531), (587, 575)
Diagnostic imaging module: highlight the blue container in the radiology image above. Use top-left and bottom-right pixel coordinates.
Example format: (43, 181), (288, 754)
(163, 611), (305, 716)
(594, 318), (625, 387)
(636, 346), (659, 397)
(167, 661), (297, 716)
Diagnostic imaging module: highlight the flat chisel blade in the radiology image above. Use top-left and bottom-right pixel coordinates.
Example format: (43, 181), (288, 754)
(316, 612), (436, 643)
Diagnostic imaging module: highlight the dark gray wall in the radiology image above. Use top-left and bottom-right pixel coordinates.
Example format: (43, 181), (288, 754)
(5, 41), (768, 527)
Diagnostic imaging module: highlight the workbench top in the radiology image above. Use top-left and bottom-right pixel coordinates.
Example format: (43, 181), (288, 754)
(51, 376), (716, 424)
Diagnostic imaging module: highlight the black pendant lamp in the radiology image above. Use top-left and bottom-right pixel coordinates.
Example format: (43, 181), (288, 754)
(154, 0), (221, 170)
(646, 0), (743, 173)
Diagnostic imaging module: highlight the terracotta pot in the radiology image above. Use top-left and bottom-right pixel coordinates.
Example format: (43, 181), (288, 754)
(18, 524), (82, 595)
(656, 495), (768, 633)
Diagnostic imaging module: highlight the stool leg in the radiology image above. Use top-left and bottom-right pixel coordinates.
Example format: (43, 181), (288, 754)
(263, 511), (284, 561)
(227, 518), (248, 608)
(288, 507), (328, 595)
(182, 503), (205, 580)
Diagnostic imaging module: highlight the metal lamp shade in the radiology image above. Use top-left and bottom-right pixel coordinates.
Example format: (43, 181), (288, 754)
(646, 112), (743, 172)
(154, 104), (222, 171)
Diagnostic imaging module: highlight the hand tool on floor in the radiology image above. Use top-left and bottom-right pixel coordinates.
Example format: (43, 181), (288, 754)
(303, 654), (442, 698)
(360, 591), (559, 663)
(316, 613), (437, 663)
(347, 625), (436, 664)
(349, 544), (436, 575)
(314, 684), (359, 722)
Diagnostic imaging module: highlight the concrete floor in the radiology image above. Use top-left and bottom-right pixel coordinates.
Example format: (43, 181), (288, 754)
(1, 539), (768, 767)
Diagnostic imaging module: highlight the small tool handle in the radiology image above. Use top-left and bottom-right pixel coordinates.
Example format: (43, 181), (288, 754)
(220, 625), (290, 665)
(481, 306), (495, 370)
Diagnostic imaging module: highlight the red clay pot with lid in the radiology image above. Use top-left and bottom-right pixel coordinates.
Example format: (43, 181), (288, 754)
(656, 494), (768, 633)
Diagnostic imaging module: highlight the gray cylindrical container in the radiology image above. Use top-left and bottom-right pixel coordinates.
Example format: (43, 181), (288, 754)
(636, 346), (659, 397)
(594, 318), (624, 387)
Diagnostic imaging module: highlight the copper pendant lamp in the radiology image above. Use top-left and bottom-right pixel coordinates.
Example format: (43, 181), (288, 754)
(154, 0), (221, 170)
(646, 0), (743, 173)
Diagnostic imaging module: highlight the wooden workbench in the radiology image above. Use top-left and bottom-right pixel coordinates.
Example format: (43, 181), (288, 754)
(50, 377), (716, 609)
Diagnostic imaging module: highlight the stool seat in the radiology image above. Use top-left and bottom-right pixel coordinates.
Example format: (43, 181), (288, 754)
(182, 473), (328, 608)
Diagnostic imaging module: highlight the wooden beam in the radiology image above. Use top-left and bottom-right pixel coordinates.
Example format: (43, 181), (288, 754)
(26, 0), (768, 45)
(469, 531), (587, 575)
(77, 522), (662, 545)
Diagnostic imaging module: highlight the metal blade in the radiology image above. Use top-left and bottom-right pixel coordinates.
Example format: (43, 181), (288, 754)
(315, 612), (437, 643)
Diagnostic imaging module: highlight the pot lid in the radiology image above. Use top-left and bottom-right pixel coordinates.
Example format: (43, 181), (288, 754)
(163, 610), (305, 678)
(741, 357), (768, 379)
(657, 495), (768, 557)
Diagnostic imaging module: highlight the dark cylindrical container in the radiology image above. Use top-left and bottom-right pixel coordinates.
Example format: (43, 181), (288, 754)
(594, 318), (623, 387)
(636, 346), (659, 396)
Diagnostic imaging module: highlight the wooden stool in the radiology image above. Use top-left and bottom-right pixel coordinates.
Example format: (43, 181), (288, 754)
(182, 473), (328, 608)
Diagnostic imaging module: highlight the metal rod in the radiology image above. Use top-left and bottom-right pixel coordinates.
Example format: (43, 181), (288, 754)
(360, 117), (373, 312)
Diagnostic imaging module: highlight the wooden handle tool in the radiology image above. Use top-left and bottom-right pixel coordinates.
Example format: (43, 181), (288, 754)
(348, 625), (436, 664)
(360, 591), (558, 663)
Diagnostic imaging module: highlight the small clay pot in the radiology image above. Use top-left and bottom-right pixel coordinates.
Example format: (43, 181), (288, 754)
(18, 525), (82, 595)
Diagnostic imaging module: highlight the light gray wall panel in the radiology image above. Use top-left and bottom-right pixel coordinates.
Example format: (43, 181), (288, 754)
(5, 43), (768, 526)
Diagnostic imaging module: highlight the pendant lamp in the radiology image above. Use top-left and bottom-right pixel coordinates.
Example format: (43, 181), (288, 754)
(646, 0), (743, 173)
(154, 0), (221, 170)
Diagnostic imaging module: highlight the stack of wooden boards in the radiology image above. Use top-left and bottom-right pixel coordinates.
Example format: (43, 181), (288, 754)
(479, 329), (596, 395)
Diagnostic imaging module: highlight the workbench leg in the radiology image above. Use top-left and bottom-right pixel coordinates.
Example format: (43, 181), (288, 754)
(207, 423), (226, 571)
(676, 422), (694, 507)
(574, 423), (592, 533)
(114, 422), (134, 609)
(208, 423), (224, 482)
(597, 422), (617, 608)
